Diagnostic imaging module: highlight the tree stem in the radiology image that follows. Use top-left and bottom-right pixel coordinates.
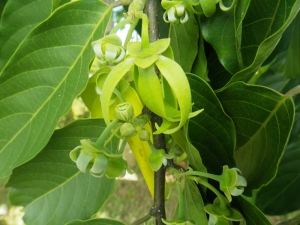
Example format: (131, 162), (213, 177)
(144, 1), (166, 224)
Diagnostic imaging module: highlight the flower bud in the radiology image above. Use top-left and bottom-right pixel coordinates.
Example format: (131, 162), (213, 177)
(115, 102), (134, 121)
(139, 129), (150, 141)
(163, 4), (189, 24)
(105, 157), (127, 178)
(120, 122), (137, 138)
(92, 34), (125, 65)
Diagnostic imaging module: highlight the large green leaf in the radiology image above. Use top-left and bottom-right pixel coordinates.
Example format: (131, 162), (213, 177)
(0, 0), (59, 71)
(170, 15), (199, 72)
(200, 0), (250, 74)
(183, 179), (207, 224)
(283, 12), (300, 78)
(255, 135), (300, 215)
(66, 219), (125, 225)
(0, 1), (112, 178)
(187, 74), (235, 174)
(6, 119), (116, 225)
(217, 82), (294, 195)
(228, 0), (300, 84)
(235, 196), (271, 225)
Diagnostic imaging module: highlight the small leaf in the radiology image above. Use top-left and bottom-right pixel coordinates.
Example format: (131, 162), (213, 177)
(6, 119), (116, 225)
(187, 74), (236, 174)
(200, 0), (250, 74)
(66, 218), (126, 225)
(170, 14), (199, 72)
(235, 196), (271, 225)
(0, 0), (112, 178)
(217, 82), (294, 195)
(255, 135), (300, 215)
(283, 12), (300, 78)
(183, 180), (207, 224)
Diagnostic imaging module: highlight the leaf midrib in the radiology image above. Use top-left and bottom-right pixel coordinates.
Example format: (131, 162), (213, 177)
(0, 4), (111, 157)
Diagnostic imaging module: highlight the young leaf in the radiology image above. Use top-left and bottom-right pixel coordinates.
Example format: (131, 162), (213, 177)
(200, 0), (250, 74)
(0, 0), (112, 178)
(6, 119), (116, 225)
(187, 73), (236, 174)
(283, 12), (300, 78)
(0, 0), (59, 71)
(217, 82), (294, 195)
(169, 14), (199, 72)
(255, 135), (300, 215)
(183, 179), (207, 224)
(66, 219), (125, 225)
(228, 0), (300, 84)
(235, 196), (271, 225)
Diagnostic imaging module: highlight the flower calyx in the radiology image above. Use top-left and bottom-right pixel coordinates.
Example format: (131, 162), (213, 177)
(70, 139), (128, 178)
(120, 122), (137, 138)
(92, 34), (125, 66)
(115, 102), (135, 122)
(219, 166), (247, 202)
(204, 196), (244, 225)
(162, 0), (189, 24)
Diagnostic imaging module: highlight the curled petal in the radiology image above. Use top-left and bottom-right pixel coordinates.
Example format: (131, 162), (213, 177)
(90, 153), (108, 175)
(101, 58), (135, 125)
(76, 149), (94, 173)
(180, 11), (189, 23)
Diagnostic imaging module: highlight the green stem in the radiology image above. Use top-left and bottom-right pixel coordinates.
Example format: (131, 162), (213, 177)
(110, 18), (131, 34)
(124, 18), (139, 48)
(184, 171), (221, 183)
(187, 176), (228, 210)
(114, 88), (126, 102)
(96, 119), (120, 146)
(131, 214), (152, 225)
(118, 138), (128, 154)
(135, 12), (150, 48)
(176, 182), (185, 220)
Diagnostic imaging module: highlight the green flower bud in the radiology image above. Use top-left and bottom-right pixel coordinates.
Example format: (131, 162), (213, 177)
(105, 157), (127, 178)
(219, 166), (247, 202)
(120, 122), (137, 138)
(139, 129), (150, 141)
(115, 102), (134, 121)
(204, 196), (244, 224)
(92, 34), (125, 65)
(163, 4), (189, 24)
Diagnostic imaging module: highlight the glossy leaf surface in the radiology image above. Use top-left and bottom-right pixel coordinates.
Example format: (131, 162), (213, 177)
(200, 0), (250, 74)
(217, 82), (294, 195)
(0, 0), (54, 71)
(6, 119), (116, 225)
(235, 197), (271, 225)
(0, 0), (112, 178)
(255, 135), (300, 215)
(170, 15), (199, 72)
(229, 0), (300, 84)
(187, 74), (235, 174)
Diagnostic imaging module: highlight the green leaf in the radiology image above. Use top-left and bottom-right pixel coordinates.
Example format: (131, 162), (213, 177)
(66, 218), (126, 225)
(191, 29), (209, 82)
(216, 82), (294, 195)
(169, 14), (199, 72)
(200, 0), (250, 74)
(283, 12), (300, 78)
(6, 119), (116, 225)
(255, 135), (300, 215)
(0, 1), (112, 178)
(183, 179), (207, 224)
(187, 74), (236, 174)
(235, 196), (271, 225)
(0, 0), (57, 71)
(228, 0), (300, 84)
